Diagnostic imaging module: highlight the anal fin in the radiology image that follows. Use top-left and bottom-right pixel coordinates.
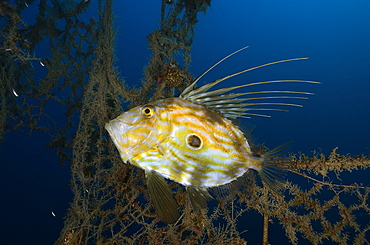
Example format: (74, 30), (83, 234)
(186, 186), (213, 214)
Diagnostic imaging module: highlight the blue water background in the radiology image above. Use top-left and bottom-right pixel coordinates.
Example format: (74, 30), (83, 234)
(1, 0), (370, 244)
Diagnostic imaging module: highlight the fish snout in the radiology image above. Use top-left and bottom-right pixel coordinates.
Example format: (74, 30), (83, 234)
(105, 120), (130, 149)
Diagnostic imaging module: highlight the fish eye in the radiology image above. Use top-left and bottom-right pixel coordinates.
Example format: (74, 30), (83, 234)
(142, 106), (154, 118)
(186, 134), (203, 149)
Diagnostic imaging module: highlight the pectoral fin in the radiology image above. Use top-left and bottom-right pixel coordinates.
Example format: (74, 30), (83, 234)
(146, 170), (180, 224)
(186, 186), (213, 214)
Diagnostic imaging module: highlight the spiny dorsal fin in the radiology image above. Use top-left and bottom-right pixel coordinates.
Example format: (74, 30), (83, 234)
(180, 47), (319, 119)
(187, 79), (318, 119)
(180, 46), (249, 98)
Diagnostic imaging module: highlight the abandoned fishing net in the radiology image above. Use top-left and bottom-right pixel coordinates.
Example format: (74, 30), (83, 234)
(1, 0), (369, 244)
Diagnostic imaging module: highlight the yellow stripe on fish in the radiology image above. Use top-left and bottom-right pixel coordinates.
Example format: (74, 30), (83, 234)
(125, 97), (259, 187)
(105, 46), (319, 223)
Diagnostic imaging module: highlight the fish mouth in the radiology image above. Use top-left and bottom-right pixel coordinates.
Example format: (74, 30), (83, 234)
(105, 119), (130, 140)
(105, 120), (123, 137)
(105, 120), (130, 156)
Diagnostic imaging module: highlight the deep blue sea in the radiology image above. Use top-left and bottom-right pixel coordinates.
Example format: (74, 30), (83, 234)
(1, 0), (370, 244)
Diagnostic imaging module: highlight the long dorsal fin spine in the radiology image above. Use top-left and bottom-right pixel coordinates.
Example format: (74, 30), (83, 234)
(197, 95), (309, 105)
(179, 47), (318, 119)
(186, 80), (318, 101)
(181, 58), (310, 99)
(209, 102), (304, 108)
(180, 46), (250, 98)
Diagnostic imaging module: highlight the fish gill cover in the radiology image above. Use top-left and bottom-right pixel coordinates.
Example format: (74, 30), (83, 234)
(0, 0), (369, 244)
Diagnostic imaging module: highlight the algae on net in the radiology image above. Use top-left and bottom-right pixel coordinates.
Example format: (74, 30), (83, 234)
(0, 0), (369, 244)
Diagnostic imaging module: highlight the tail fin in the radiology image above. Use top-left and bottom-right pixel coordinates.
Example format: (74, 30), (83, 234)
(258, 142), (293, 193)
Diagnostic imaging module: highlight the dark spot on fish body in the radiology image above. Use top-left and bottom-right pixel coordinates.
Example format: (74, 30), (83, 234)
(187, 134), (202, 148)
